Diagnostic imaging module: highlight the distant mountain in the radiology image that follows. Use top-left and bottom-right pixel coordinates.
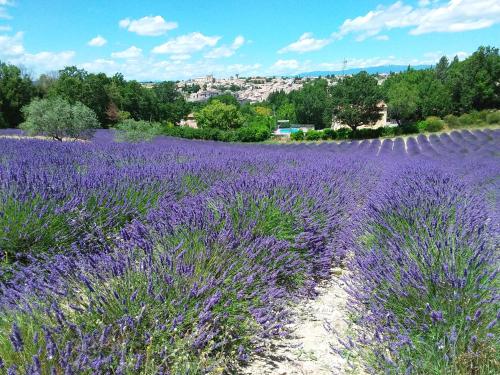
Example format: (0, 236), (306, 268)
(297, 64), (431, 77)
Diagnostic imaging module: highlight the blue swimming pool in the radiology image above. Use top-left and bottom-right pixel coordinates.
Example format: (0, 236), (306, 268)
(276, 128), (300, 134)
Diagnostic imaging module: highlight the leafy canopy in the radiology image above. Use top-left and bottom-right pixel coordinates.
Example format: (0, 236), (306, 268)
(195, 100), (244, 131)
(20, 97), (99, 140)
(331, 72), (383, 131)
(0, 61), (35, 127)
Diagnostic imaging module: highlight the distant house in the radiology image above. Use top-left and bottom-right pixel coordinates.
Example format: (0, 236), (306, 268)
(179, 113), (198, 128)
(187, 89), (220, 102)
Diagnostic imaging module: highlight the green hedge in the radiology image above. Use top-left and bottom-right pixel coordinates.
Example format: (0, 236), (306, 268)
(443, 109), (500, 129)
(115, 110), (499, 144)
(113, 119), (272, 143)
(161, 124), (271, 142)
(416, 116), (445, 133)
(289, 124), (430, 142)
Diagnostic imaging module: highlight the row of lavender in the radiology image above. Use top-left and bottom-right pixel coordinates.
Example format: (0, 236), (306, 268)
(0, 136), (371, 373)
(0, 129), (498, 373)
(344, 131), (499, 374)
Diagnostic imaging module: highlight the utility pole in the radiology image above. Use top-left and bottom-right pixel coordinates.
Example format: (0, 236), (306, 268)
(341, 58), (347, 77)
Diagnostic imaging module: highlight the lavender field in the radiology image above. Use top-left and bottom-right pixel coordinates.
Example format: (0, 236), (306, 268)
(0, 130), (498, 374)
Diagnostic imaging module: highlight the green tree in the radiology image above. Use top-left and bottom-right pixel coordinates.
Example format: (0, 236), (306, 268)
(0, 62), (36, 127)
(153, 81), (182, 103)
(276, 102), (297, 123)
(48, 67), (111, 125)
(418, 71), (452, 118)
(208, 93), (240, 107)
(195, 100), (244, 130)
(120, 80), (156, 121)
(449, 46), (500, 112)
(330, 72), (383, 131)
(435, 56), (449, 81)
(384, 68), (452, 120)
(267, 90), (289, 109)
(20, 97), (99, 140)
(291, 79), (330, 129)
(35, 72), (58, 97)
(153, 81), (190, 124)
(48, 66), (87, 102)
(385, 81), (419, 126)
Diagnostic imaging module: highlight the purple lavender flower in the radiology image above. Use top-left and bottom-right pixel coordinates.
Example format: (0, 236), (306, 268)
(9, 323), (23, 352)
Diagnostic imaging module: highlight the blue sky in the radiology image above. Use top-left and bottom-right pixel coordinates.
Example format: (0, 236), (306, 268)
(0, 0), (499, 80)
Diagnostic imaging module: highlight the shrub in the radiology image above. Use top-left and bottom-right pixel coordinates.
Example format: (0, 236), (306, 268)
(399, 123), (419, 135)
(458, 113), (478, 126)
(20, 97), (99, 140)
(0, 112), (8, 129)
(475, 109), (490, 122)
(425, 116), (445, 132)
(305, 129), (322, 141)
(114, 119), (164, 142)
(322, 128), (336, 140)
(417, 116), (445, 133)
(245, 114), (275, 131)
(236, 124), (271, 142)
(352, 128), (383, 140)
(486, 110), (500, 124)
(290, 129), (304, 141)
(380, 126), (398, 137)
(335, 128), (353, 140)
(160, 124), (270, 143)
(444, 114), (460, 128)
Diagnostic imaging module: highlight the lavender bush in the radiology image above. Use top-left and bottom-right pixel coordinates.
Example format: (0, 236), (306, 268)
(0, 129), (498, 373)
(347, 166), (498, 374)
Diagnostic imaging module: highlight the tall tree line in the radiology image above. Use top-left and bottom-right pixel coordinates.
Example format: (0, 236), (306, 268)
(384, 46), (500, 126)
(268, 46), (500, 129)
(1, 45), (499, 130)
(0, 65), (190, 128)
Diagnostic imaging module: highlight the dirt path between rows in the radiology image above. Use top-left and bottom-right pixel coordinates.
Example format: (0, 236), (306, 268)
(242, 269), (363, 375)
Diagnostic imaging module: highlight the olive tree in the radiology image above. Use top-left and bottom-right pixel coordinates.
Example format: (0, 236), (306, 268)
(20, 97), (99, 140)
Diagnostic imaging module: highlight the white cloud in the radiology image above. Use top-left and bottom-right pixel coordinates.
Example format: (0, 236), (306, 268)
(334, 0), (500, 41)
(0, 31), (24, 55)
(170, 54), (191, 61)
(454, 51), (470, 59)
(0, 0), (13, 19)
(204, 35), (245, 59)
(271, 59), (301, 71)
(20, 51), (75, 70)
(0, 32), (75, 73)
(375, 35), (389, 41)
(152, 32), (220, 54)
(78, 48), (471, 81)
(0, 8), (11, 19)
(278, 32), (331, 53)
(5, 50), (76, 73)
(88, 35), (107, 47)
(232, 35), (245, 49)
(410, 0), (500, 35)
(0, 25), (12, 31)
(80, 56), (262, 81)
(111, 46), (142, 59)
(119, 15), (178, 36)
(80, 58), (118, 73)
